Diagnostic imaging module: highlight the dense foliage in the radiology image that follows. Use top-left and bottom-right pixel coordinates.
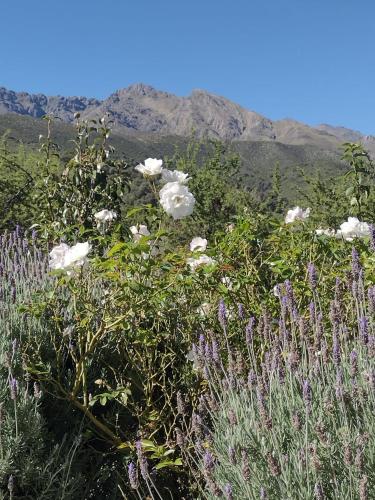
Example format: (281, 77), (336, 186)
(0, 117), (374, 498)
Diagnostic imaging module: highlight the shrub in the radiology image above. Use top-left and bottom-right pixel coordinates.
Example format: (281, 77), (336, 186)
(181, 249), (375, 498)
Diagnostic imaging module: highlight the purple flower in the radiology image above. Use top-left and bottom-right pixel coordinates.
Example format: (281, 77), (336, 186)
(228, 446), (236, 465)
(128, 462), (139, 489)
(228, 409), (238, 426)
(247, 370), (257, 388)
(370, 224), (375, 252)
(224, 483), (233, 500)
(198, 334), (206, 358)
(260, 486), (268, 499)
(350, 350), (358, 378)
(203, 451), (215, 476)
(302, 379), (312, 408)
(237, 303), (246, 320)
(211, 340), (220, 364)
(308, 262), (318, 290)
(314, 482), (324, 499)
(9, 377), (18, 400)
(359, 316), (369, 345)
(241, 449), (250, 480)
(333, 333), (341, 366)
(245, 317), (255, 345)
(135, 441), (148, 480)
(204, 341), (212, 363)
(367, 286), (375, 314)
(335, 368), (344, 399)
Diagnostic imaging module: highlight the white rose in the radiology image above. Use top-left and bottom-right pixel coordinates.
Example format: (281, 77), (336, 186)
(336, 217), (370, 241)
(159, 182), (195, 219)
(94, 209), (117, 223)
(161, 169), (189, 184)
(49, 243), (70, 270)
(49, 241), (91, 273)
(186, 254), (216, 272)
(63, 242), (91, 268)
(130, 224), (151, 242)
(285, 206), (310, 224)
(135, 158), (163, 177)
(190, 237), (207, 252)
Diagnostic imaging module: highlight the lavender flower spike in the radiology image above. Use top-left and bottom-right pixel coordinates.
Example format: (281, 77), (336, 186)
(308, 262), (318, 290)
(128, 462), (139, 490)
(9, 377), (18, 400)
(245, 317), (255, 345)
(302, 379), (312, 408)
(224, 483), (233, 500)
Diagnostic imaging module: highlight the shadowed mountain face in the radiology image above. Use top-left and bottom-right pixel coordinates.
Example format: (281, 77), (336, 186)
(0, 83), (374, 155)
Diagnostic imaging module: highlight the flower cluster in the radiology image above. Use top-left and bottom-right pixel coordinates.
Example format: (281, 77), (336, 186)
(135, 157), (196, 220)
(187, 237), (216, 271)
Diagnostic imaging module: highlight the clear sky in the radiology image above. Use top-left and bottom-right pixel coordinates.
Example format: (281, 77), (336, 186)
(1, 0), (374, 134)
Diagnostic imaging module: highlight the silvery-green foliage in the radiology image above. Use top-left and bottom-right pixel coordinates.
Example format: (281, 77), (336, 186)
(189, 256), (375, 499)
(0, 229), (83, 498)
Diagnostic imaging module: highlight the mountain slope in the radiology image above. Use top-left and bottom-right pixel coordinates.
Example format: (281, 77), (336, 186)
(0, 113), (346, 200)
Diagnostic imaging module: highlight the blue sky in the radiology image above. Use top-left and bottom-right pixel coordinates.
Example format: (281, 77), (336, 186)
(1, 0), (375, 134)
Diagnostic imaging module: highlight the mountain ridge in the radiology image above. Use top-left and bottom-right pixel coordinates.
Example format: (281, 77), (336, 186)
(1, 84), (374, 155)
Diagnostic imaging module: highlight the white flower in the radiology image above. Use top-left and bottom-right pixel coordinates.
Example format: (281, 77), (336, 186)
(226, 223), (235, 233)
(190, 237), (207, 252)
(221, 276), (233, 290)
(159, 182), (196, 219)
(49, 243), (70, 270)
(130, 224), (151, 242)
(161, 169), (189, 184)
(97, 162), (104, 173)
(135, 158), (163, 177)
(197, 302), (211, 317)
(315, 228), (335, 237)
(187, 254), (216, 272)
(49, 241), (91, 273)
(336, 217), (370, 241)
(94, 209), (117, 223)
(273, 284), (281, 297)
(285, 206), (310, 224)
(64, 242), (91, 268)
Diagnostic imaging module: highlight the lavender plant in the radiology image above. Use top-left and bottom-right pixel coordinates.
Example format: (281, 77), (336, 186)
(0, 229), (84, 498)
(181, 251), (375, 499)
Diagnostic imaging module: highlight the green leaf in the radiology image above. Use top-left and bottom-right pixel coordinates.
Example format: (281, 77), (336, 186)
(107, 242), (127, 257)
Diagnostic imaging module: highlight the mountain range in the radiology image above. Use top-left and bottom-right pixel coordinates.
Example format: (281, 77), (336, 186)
(0, 83), (374, 155)
(0, 84), (373, 200)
